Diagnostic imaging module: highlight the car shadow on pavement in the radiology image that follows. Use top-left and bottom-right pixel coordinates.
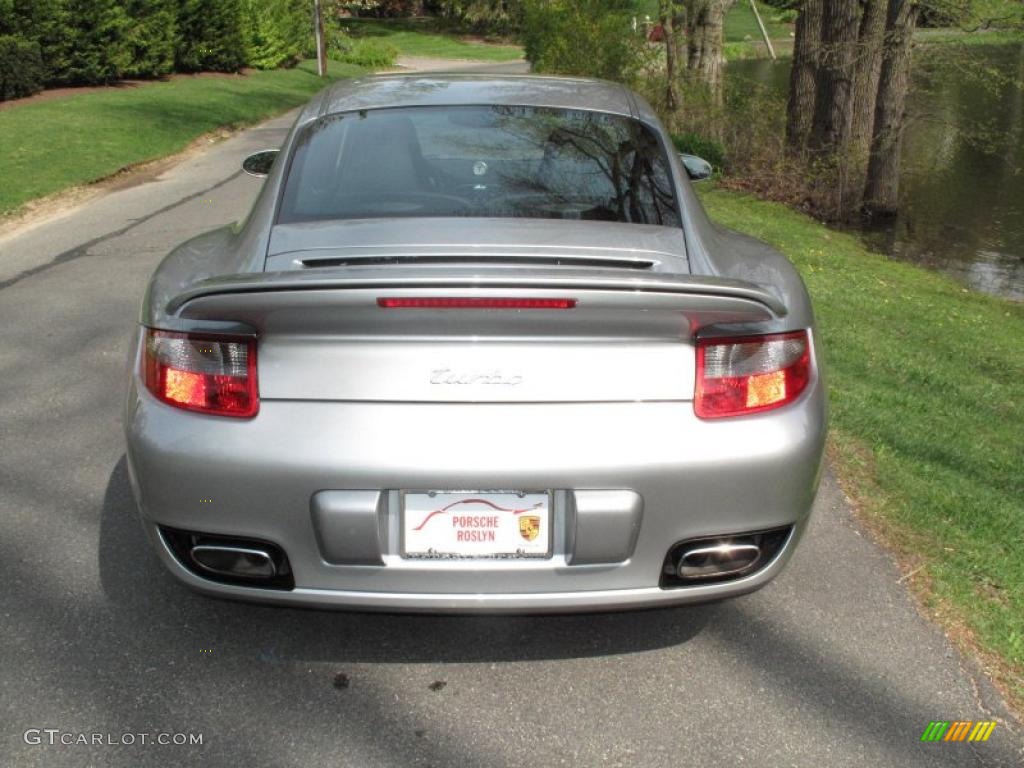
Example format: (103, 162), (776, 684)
(98, 456), (716, 665)
(93, 457), (1024, 767)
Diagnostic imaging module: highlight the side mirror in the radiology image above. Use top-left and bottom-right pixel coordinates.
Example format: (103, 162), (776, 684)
(242, 149), (280, 177)
(680, 153), (713, 182)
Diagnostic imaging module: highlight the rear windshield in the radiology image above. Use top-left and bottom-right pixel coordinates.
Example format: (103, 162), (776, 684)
(277, 105), (681, 227)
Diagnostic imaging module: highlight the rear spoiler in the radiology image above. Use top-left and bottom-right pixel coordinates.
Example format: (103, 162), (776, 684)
(161, 267), (788, 322)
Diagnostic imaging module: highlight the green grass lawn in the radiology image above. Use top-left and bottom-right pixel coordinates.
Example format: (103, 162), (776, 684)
(637, 0), (792, 42)
(699, 186), (1024, 707)
(0, 60), (365, 215)
(637, 0), (792, 59)
(724, 0), (793, 42)
(915, 27), (1024, 46)
(339, 18), (524, 61)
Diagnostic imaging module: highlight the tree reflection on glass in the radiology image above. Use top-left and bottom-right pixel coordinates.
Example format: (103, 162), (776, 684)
(279, 105), (681, 227)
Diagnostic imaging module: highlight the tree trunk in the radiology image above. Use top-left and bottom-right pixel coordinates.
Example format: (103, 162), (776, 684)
(313, 0), (327, 78)
(786, 0), (823, 150)
(842, 0), (887, 206)
(808, 0), (861, 154)
(1005, 45), (1024, 164)
(685, 0), (708, 71)
(686, 0), (732, 103)
(661, 0), (680, 112)
(863, 0), (919, 216)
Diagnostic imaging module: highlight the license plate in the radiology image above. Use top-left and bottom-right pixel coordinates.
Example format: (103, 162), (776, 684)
(401, 491), (551, 559)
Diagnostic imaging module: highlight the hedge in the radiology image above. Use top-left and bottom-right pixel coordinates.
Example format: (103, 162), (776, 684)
(0, 0), (313, 101)
(244, 0), (312, 70)
(0, 36), (45, 101)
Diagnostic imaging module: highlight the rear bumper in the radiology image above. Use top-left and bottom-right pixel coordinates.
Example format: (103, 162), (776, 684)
(142, 520), (803, 613)
(125, 375), (826, 613)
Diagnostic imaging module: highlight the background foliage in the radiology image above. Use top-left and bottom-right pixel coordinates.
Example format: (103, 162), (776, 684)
(0, 0), (316, 99)
(122, 0), (178, 78)
(243, 0), (313, 70)
(174, 0), (247, 73)
(522, 0), (645, 82)
(0, 35), (45, 100)
(429, 0), (525, 35)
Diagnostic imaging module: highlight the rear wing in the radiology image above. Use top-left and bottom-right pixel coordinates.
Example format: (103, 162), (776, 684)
(156, 267), (788, 335)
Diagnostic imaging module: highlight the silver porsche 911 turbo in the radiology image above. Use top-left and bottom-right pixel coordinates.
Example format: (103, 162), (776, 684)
(124, 74), (827, 613)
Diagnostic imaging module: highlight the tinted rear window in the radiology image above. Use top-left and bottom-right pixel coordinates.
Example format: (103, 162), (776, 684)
(278, 105), (681, 227)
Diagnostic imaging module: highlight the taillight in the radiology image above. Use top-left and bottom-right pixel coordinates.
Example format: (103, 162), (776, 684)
(695, 331), (811, 419)
(143, 329), (258, 418)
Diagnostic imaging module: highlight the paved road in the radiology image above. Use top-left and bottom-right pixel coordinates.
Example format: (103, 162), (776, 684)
(1, 68), (1022, 768)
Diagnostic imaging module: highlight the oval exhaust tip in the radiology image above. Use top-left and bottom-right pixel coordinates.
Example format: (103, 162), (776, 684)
(677, 542), (761, 580)
(190, 545), (277, 580)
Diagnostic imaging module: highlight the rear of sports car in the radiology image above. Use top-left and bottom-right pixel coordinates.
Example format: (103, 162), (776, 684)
(123, 80), (826, 612)
(124, 252), (826, 612)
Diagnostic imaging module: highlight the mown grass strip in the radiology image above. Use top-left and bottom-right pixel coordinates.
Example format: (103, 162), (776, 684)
(699, 186), (1024, 707)
(0, 60), (366, 214)
(340, 18), (524, 62)
(636, 0), (793, 42)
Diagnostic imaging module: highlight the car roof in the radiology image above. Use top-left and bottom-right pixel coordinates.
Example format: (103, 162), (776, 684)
(301, 74), (639, 121)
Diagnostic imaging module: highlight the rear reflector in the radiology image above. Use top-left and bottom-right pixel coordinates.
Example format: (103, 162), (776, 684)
(377, 297), (577, 310)
(143, 329), (258, 418)
(695, 331), (811, 418)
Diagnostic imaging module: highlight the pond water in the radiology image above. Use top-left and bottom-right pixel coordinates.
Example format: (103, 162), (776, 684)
(729, 43), (1024, 301)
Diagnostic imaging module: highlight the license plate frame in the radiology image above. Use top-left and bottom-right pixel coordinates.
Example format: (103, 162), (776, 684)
(400, 490), (552, 560)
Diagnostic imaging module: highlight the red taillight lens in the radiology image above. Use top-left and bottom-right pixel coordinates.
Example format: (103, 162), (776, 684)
(695, 331), (811, 419)
(143, 329), (258, 418)
(377, 297), (577, 309)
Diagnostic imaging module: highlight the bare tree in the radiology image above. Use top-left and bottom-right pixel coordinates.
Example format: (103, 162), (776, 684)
(864, 0), (920, 215)
(660, 0), (683, 111)
(834, 0), (889, 204)
(787, 0), (823, 149)
(786, 0), (921, 216)
(808, 0), (861, 153)
(684, 0), (735, 103)
(785, 0), (1022, 218)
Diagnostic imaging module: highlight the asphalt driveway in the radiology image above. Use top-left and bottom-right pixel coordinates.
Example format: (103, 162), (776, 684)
(0, 69), (1021, 767)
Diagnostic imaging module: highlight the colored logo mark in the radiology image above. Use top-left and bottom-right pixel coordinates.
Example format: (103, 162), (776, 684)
(519, 515), (541, 541)
(920, 721), (997, 742)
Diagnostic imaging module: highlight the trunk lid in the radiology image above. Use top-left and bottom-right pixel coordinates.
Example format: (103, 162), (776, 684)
(170, 265), (785, 404)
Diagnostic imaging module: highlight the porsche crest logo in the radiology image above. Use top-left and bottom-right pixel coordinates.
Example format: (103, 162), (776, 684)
(519, 515), (541, 542)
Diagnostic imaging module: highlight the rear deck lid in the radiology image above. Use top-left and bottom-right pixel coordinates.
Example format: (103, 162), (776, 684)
(170, 267), (785, 404)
